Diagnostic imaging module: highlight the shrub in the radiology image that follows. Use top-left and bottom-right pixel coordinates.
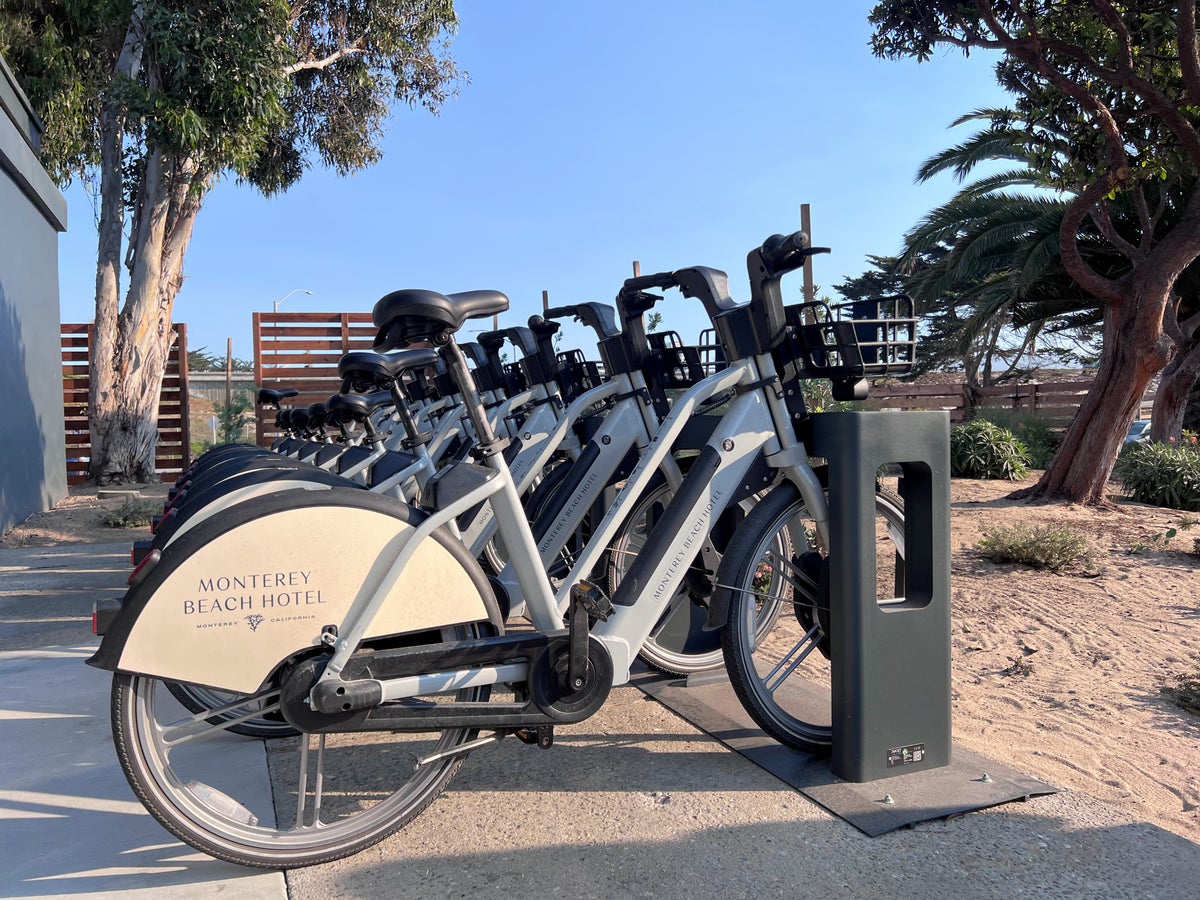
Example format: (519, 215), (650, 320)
(950, 418), (1030, 480)
(976, 410), (1061, 469)
(101, 498), (161, 529)
(1162, 654), (1200, 715)
(977, 522), (1097, 574)
(1113, 439), (1200, 511)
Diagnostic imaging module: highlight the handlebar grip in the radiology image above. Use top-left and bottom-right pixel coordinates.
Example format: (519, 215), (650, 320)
(760, 231), (811, 269)
(622, 271), (677, 292)
(543, 305), (576, 320)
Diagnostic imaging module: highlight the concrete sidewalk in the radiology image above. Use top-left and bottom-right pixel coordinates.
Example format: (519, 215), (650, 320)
(1, 542), (1198, 898)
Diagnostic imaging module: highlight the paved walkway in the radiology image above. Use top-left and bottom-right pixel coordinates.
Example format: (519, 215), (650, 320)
(1, 542), (1198, 898)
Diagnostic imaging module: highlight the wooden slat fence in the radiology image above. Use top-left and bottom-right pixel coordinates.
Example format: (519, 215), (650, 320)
(253, 312), (377, 445)
(867, 379), (1153, 426)
(61, 323), (191, 485)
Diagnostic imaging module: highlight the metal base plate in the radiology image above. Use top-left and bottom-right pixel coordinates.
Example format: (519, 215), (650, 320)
(632, 667), (1055, 837)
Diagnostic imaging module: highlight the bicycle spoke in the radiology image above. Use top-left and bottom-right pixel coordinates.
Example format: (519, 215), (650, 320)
(159, 691), (283, 747)
(764, 551), (818, 607)
(762, 625), (822, 694)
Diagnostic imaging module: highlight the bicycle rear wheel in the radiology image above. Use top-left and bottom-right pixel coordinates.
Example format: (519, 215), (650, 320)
(112, 624), (485, 869)
(719, 482), (905, 753)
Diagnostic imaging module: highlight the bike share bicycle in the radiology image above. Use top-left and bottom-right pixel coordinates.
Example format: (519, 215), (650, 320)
(89, 229), (917, 868)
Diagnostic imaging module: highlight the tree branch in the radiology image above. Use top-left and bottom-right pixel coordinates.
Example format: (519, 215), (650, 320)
(1088, 203), (1139, 261)
(284, 38), (367, 76)
(1060, 180), (1125, 303)
(1090, 0), (1135, 71)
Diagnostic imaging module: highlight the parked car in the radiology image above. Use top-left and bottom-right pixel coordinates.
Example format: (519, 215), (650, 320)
(1125, 419), (1152, 444)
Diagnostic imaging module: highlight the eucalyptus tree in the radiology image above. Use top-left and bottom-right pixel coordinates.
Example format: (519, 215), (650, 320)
(870, 1), (1200, 504)
(0, 1), (462, 482)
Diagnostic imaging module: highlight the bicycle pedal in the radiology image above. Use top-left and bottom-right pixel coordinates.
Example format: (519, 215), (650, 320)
(514, 725), (554, 749)
(570, 581), (613, 622)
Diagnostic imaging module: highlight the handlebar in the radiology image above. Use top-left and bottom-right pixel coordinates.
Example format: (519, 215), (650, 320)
(622, 271), (677, 292)
(756, 230), (830, 274)
(543, 303), (622, 340)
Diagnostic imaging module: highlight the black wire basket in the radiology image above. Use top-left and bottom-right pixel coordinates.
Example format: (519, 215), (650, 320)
(779, 295), (918, 381)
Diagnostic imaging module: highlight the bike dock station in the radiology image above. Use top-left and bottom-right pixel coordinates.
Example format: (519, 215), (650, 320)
(813, 409), (952, 783)
(637, 409), (1055, 835)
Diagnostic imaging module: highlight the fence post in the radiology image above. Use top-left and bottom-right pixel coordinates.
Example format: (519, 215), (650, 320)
(178, 323), (191, 468)
(252, 312), (264, 446)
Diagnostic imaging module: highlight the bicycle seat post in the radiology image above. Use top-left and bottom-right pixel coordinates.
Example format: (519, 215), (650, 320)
(441, 339), (505, 459)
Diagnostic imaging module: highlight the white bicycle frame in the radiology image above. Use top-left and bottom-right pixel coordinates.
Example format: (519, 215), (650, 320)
(314, 344), (830, 697)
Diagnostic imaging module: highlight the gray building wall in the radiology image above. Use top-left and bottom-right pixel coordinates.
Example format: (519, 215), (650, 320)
(0, 55), (68, 534)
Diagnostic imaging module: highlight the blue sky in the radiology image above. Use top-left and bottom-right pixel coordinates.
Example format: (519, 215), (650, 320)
(55, 1), (1009, 360)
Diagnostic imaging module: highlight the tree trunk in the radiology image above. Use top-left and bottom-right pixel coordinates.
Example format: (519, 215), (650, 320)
(89, 7), (145, 482)
(1151, 339), (1200, 441)
(1014, 289), (1170, 503)
(91, 148), (194, 487)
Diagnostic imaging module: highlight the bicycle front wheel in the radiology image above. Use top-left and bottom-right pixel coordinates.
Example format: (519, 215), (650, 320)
(719, 482), (905, 754)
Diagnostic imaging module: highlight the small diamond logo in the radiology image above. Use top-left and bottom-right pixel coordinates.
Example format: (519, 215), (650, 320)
(245, 614), (264, 632)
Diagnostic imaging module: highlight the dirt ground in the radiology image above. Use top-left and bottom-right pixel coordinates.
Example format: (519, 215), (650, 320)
(2, 473), (1198, 843)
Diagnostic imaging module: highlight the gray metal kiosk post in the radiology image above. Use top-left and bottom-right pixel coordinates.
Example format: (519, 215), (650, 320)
(812, 410), (952, 783)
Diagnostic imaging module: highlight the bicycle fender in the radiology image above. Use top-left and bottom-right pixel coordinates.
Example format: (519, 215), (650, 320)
(89, 487), (501, 694)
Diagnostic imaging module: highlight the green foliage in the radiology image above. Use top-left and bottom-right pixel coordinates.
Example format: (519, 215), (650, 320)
(214, 390), (255, 445)
(187, 346), (253, 372)
(101, 497), (162, 529)
(950, 418), (1030, 480)
(977, 522), (1097, 574)
(1127, 527), (1177, 555)
(0, 2), (463, 192)
(798, 379), (860, 414)
(1162, 654), (1200, 716)
(975, 410), (1060, 469)
(1114, 439), (1200, 511)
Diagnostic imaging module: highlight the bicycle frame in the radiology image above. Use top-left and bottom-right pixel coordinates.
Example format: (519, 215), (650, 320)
(315, 343), (831, 697)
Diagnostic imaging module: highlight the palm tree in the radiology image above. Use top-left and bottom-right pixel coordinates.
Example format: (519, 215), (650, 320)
(894, 110), (1200, 443)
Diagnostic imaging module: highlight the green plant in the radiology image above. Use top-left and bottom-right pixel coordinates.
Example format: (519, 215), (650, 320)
(214, 390), (255, 445)
(101, 498), (162, 529)
(1114, 440), (1200, 511)
(977, 522), (1097, 574)
(1162, 654), (1200, 716)
(951, 419), (1030, 480)
(1128, 527), (1178, 555)
(799, 379), (861, 414)
(976, 410), (1061, 469)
